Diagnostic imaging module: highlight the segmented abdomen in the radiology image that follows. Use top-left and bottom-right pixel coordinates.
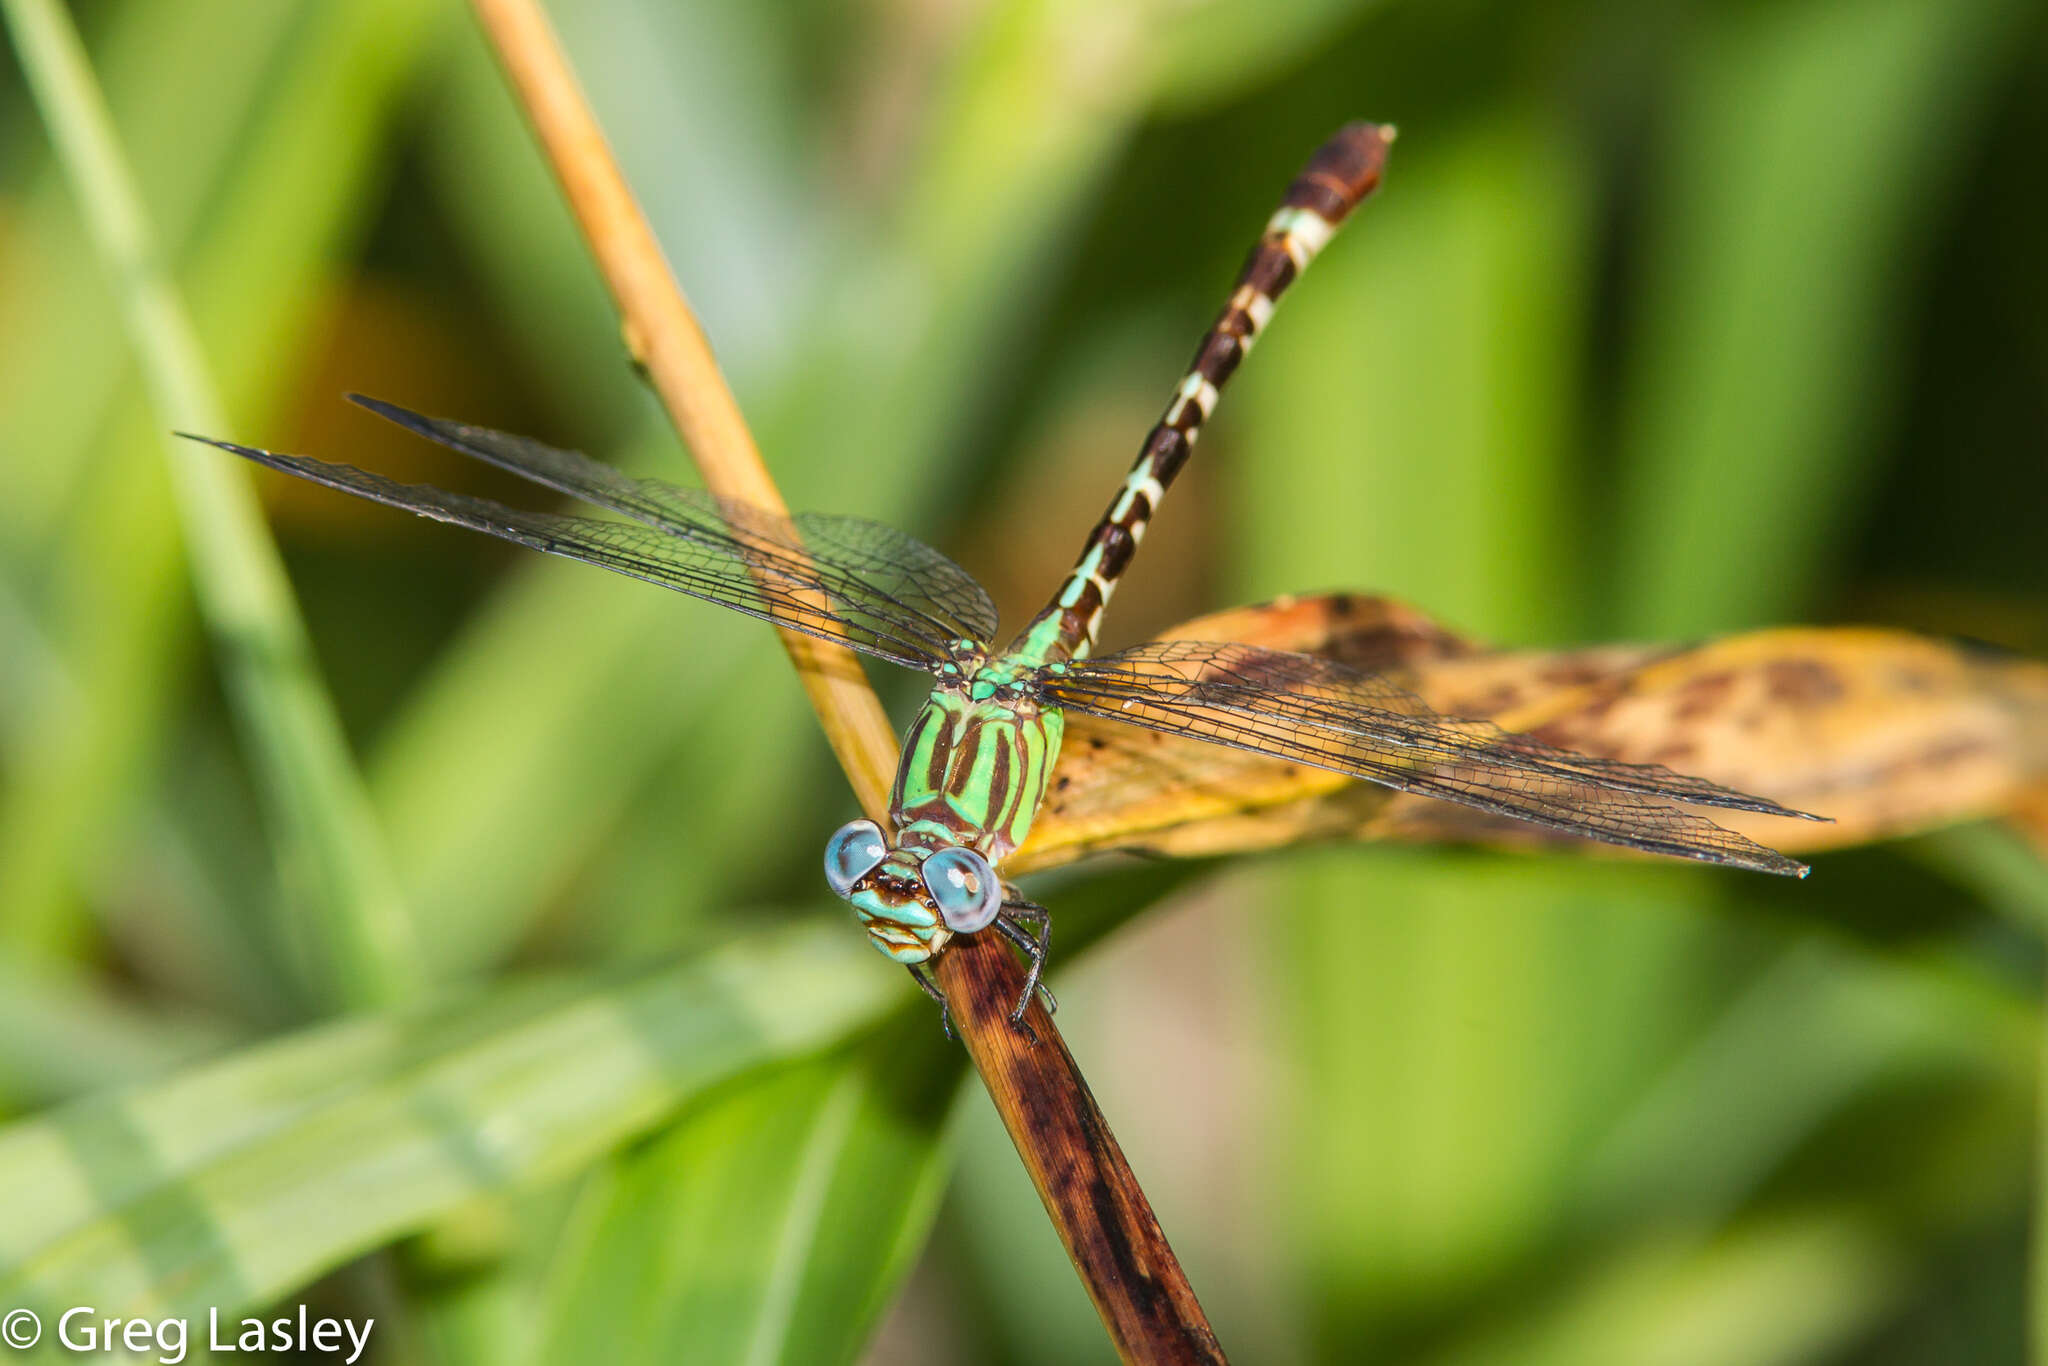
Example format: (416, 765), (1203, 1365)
(1011, 122), (1395, 665)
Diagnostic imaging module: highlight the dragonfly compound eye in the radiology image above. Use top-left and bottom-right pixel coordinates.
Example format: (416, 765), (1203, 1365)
(824, 819), (889, 897)
(922, 847), (1003, 934)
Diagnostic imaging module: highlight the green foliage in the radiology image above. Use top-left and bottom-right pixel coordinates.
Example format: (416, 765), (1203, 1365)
(0, 926), (897, 1325)
(1, 0), (2043, 1363)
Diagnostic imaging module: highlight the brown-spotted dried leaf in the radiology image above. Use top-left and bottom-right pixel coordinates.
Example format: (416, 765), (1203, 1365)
(1014, 595), (2048, 873)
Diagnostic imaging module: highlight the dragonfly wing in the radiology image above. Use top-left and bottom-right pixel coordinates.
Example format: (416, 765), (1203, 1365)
(187, 434), (978, 672)
(786, 511), (999, 650)
(1020, 595), (1471, 872)
(346, 396), (999, 651)
(1038, 640), (1821, 876)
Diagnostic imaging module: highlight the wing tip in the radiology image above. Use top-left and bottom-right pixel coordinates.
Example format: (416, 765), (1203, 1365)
(1723, 790), (1831, 824)
(1747, 800), (1831, 825)
(347, 392), (431, 431)
(1728, 844), (1810, 879)
(177, 431), (267, 460)
(1669, 789), (1835, 827)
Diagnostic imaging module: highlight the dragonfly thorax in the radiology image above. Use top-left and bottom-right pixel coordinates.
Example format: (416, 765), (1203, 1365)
(891, 660), (1065, 866)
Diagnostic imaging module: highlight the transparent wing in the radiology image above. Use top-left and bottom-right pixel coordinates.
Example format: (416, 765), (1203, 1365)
(184, 403), (998, 672)
(349, 397), (996, 650)
(1038, 640), (1824, 875)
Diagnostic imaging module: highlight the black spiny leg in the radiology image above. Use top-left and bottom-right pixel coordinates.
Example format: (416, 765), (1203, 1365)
(995, 898), (1055, 1032)
(908, 963), (954, 1040)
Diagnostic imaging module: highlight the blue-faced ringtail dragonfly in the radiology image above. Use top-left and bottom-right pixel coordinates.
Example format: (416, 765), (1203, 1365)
(184, 124), (1819, 1027)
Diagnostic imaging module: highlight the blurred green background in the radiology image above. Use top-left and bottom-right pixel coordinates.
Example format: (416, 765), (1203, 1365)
(2, 0), (2046, 1362)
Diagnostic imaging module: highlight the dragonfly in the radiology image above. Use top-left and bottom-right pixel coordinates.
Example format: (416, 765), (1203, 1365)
(184, 123), (1819, 1028)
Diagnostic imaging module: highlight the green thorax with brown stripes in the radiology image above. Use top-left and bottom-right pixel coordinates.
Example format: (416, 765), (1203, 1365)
(889, 648), (1067, 865)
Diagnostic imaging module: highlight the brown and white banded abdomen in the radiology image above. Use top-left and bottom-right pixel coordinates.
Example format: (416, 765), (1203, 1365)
(1011, 122), (1395, 665)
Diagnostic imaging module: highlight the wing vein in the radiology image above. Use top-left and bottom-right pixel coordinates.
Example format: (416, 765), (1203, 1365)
(1040, 641), (1816, 875)
(348, 396), (998, 652)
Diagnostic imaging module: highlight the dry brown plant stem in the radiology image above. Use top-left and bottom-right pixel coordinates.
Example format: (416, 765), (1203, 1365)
(465, 1), (1224, 1360)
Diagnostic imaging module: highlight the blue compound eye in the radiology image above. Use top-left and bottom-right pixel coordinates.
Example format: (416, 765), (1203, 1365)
(922, 847), (1002, 934)
(824, 820), (888, 897)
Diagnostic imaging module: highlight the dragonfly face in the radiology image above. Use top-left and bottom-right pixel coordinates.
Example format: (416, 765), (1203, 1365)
(826, 822), (1014, 963)
(824, 829), (949, 963)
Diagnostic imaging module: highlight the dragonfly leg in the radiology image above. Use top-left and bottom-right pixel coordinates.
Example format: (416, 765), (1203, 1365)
(907, 964), (954, 1041)
(995, 900), (1055, 1031)
(1001, 898), (1057, 1016)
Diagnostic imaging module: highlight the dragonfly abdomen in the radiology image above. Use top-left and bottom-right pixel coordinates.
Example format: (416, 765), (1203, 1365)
(1012, 122), (1396, 667)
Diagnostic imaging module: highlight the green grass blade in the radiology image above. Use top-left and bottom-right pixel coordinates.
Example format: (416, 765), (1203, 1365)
(535, 1040), (958, 1366)
(1573, 932), (2033, 1229)
(1424, 1209), (1911, 1366)
(0, 0), (307, 553)
(0, 0), (441, 974)
(1150, 0), (1385, 113)
(0, 961), (238, 1108)
(0, 923), (898, 1324)
(0, 0), (418, 1006)
(1610, 0), (2024, 637)
(1911, 824), (2048, 1362)
(1235, 112), (1592, 642)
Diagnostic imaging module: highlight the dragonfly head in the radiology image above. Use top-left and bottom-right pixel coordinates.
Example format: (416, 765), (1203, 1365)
(824, 820), (1003, 963)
